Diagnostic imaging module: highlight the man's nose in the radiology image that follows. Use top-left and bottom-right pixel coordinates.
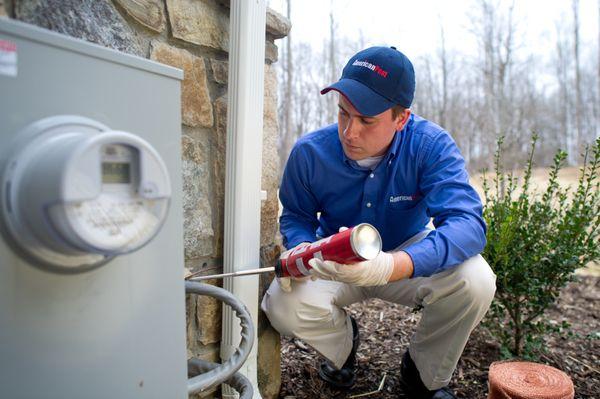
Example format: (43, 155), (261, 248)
(343, 118), (360, 139)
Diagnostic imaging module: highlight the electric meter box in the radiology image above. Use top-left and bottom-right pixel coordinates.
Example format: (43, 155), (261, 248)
(0, 19), (188, 399)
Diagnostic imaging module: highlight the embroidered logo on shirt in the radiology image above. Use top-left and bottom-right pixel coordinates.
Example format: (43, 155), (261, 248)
(390, 195), (418, 203)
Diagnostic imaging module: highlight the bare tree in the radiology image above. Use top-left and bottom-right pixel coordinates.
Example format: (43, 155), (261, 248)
(467, 0), (518, 168)
(438, 22), (449, 128)
(555, 22), (572, 156)
(284, 0), (292, 147)
(277, 0), (294, 177)
(573, 0), (583, 162)
(597, 0), (600, 139)
(325, 4), (338, 124)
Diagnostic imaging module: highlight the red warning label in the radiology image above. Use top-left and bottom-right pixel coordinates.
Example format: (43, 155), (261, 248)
(0, 39), (17, 77)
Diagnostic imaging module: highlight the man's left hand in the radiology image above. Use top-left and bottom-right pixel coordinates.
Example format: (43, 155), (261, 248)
(308, 252), (395, 286)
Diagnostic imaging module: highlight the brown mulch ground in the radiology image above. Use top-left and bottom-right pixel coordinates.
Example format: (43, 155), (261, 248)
(278, 275), (599, 398)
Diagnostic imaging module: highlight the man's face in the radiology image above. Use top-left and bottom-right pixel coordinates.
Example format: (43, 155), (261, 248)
(337, 94), (410, 160)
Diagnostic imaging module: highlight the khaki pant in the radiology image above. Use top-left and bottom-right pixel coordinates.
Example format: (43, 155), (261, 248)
(261, 230), (496, 390)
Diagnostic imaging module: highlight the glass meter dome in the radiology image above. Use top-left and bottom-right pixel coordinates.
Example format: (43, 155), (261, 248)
(0, 116), (172, 273)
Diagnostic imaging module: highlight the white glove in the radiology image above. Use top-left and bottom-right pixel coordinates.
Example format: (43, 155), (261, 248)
(277, 242), (312, 293)
(308, 251), (395, 286)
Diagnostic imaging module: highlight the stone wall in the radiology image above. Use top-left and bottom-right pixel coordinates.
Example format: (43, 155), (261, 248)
(2, 1), (289, 397)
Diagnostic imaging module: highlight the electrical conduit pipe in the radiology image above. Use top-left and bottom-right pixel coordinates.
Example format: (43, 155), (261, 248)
(186, 281), (254, 398)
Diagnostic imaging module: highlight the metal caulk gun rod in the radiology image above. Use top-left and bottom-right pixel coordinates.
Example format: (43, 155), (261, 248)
(186, 267), (275, 281)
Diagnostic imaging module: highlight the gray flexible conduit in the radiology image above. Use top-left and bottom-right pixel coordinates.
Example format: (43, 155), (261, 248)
(185, 281), (255, 397)
(188, 358), (253, 399)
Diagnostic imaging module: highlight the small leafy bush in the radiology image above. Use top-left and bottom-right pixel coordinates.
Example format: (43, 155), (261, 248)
(481, 135), (600, 358)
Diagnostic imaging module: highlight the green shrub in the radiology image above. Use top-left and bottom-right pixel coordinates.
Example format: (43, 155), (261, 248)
(481, 135), (600, 358)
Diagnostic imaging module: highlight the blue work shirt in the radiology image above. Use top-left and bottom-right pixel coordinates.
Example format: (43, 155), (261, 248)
(279, 114), (486, 278)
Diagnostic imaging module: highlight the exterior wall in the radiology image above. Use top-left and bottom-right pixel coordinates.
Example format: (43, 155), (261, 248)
(2, 1), (289, 397)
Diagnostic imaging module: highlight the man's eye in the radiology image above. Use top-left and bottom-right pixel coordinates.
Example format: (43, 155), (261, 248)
(361, 118), (374, 125)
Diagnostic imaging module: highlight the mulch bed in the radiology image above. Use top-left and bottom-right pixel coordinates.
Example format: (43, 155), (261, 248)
(278, 275), (599, 398)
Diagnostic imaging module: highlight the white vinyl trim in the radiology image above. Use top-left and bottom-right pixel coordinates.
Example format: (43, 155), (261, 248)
(221, 0), (266, 398)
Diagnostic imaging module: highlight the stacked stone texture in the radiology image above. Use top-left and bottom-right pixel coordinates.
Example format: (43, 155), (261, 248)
(6, 1), (290, 397)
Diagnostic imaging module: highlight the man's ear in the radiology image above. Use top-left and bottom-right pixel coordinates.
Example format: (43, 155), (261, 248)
(394, 108), (411, 131)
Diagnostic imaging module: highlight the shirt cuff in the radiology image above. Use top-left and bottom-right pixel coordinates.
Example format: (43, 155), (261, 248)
(402, 238), (440, 278)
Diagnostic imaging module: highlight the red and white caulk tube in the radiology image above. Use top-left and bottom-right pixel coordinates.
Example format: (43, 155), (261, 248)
(186, 223), (382, 281)
(275, 223), (382, 278)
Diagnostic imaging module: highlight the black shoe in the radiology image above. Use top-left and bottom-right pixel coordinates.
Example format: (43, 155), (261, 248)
(318, 316), (359, 389)
(400, 350), (457, 399)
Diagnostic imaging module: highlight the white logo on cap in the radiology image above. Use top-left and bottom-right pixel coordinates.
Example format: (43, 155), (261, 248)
(352, 59), (388, 78)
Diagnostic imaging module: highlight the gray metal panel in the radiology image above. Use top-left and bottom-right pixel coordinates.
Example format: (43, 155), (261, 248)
(0, 18), (183, 80)
(0, 19), (187, 399)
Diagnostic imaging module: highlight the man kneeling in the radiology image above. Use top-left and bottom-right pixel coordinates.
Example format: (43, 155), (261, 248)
(262, 46), (496, 399)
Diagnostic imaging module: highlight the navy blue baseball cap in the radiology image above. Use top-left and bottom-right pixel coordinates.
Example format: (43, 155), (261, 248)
(321, 46), (415, 116)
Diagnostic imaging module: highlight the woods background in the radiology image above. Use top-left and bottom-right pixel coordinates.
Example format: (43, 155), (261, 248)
(273, 0), (600, 176)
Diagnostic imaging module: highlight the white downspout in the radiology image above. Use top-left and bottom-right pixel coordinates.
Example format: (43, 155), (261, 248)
(221, 1), (266, 398)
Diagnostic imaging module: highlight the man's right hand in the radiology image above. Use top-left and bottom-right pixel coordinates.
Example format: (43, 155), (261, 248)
(277, 242), (311, 293)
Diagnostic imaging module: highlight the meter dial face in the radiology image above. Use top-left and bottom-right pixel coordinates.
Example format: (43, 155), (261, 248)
(59, 144), (168, 253)
(0, 116), (172, 273)
(62, 195), (163, 252)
